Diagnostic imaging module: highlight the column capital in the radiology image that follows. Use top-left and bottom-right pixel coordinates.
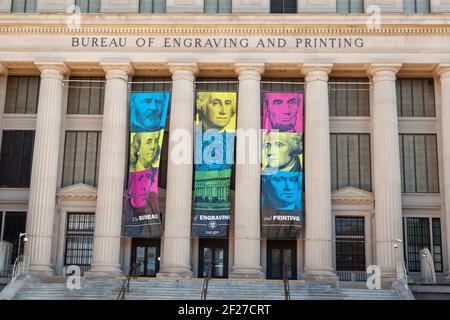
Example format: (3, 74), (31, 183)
(34, 61), (69, 79)
(302, 63), (333, 82)
(433, 64), (450, 79)
(100, 61), (134, 80)
(0, 62), (7, 75)
(301, 63), (333, 75)
(234, 63), (265, 76)
(367, 63), (402, 79)
(168, 62), (199, 75)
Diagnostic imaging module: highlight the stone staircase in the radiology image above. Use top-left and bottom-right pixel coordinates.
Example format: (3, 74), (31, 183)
(9, 277), (408, 300)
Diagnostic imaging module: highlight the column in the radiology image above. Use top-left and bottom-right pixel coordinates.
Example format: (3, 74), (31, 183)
(25, 62), (68, 275)
(435, 64), (450, 282)
(157, 63), (198, 278)
(230, 63), (265, 279)
(302, 63), (337, 282)
(0, 63), (7, 145)
(368, 64), (403, 283)
(86, 62), (133, 276)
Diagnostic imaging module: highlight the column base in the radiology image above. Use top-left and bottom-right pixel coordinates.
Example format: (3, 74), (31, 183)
(28, 263), (54, 277)
(157, 266), (193, 278)
(445, 273), (450, 284)
(229, 266), (265, 279)
(304, 269), (339, 284)
(85, 264), (123, 277)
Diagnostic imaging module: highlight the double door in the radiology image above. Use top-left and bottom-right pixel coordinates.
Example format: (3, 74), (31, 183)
(198, 239), (228, 278)
(131, 239), (160, 277)
(267, 240), (297, 280)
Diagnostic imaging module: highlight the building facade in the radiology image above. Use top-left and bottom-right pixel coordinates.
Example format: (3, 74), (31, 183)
(0, 0), (450, 285)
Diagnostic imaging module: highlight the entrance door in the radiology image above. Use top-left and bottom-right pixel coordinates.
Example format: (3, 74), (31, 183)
(131, 239), (160, 277)
(267, 240), (297, 280)
(198, 239), (228, 278)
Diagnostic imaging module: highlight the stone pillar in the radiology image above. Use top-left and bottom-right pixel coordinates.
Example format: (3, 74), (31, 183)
(0, 63), (7, 146)
(435, 64), (450, 282)
(230, 63), (265, 279)
(25, 62), (68, 275)
(302, 64), (337, 282)
(157, 63), (198, 278)
(368, 64), (404, 283)
(87, 62), (133, 276)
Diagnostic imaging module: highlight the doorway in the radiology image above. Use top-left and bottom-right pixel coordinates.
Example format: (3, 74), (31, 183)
(267, 240), (297, 279)
(131, 238), (160, 277)
(198, 239), (228, 278)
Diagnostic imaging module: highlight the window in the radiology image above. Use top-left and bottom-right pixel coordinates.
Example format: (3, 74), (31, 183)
(4, 76), (40, 114)
(139, 0), (166, 13)
(335, 217), (366, 281)
(399, 134), (439, 193)
(396, 79), (435, 117)
(404, 0), (430, 13)
(67, 76), (105, 114)
(404, 217), (442, 273)
(0, 212), (27, 267)
(75, 0), (101, 13)
(64, 213), (95, 275)
(336, 0), (364, 13)
(261, 77), (304, 93)
(330, 134), (371, 191)
(0, 131), (35, 188)
(329, 78), (370, 116)
(62, 131), (101, 187)
(270, 0), (297, 13)
(11, 0), (37, 12)
(131, 77), (172, 188)
(204, 0), (232, 13)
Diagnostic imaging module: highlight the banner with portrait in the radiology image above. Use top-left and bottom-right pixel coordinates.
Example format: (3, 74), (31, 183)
(261, 92), (304, 239)
(123, 92), (170, 237)
(192, 92), (237, 237)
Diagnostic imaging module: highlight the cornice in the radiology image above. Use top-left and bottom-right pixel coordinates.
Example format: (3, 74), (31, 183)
(332, 198), (375, 205)
(1, 21), (450, 36)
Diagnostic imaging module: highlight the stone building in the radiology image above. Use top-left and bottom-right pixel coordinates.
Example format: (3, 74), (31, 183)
(0, 0), (449, 287)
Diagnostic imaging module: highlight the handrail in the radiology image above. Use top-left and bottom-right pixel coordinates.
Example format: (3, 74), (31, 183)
(201, 263), (213, 300)
(396, 260), (408, 289)
(117, 262), (140, 300)
(282, 264), (290, 300)
(11, 255), (30, 281)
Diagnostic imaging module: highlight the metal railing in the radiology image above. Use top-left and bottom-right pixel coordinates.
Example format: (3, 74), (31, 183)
(11, 255), (30, 281)
(117, 262), (140, 300)
(201, 263), (213, 300)
(282, 264), (290, 300)
(396, 260), (409, 288)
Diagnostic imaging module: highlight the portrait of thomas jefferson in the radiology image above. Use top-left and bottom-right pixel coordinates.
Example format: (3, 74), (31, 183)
(196, 92), (237, 132)
(129, 131), (162, 172)
(263, 92), (303, 133)
(130, 92), (169, 132)
(262, 132), (303, 172)
(261, 171), (303, 211)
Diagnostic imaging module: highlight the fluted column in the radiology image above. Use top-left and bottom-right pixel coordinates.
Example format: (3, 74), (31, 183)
(0, 63), (7, 145)
(435, 64), (450, 283)
(25, 62), (68, 274)
(157, 63), (198, 278)
(302, 64), (337, 282)
(368, 64), (403, 283)
(230, 63), (265, 279)
(87, 62), (133, 276)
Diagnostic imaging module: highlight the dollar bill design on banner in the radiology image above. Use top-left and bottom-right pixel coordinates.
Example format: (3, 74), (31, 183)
(192, 92), (237, 237)
(261, 92), (304, 239)
(123, 92), (170, 237)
